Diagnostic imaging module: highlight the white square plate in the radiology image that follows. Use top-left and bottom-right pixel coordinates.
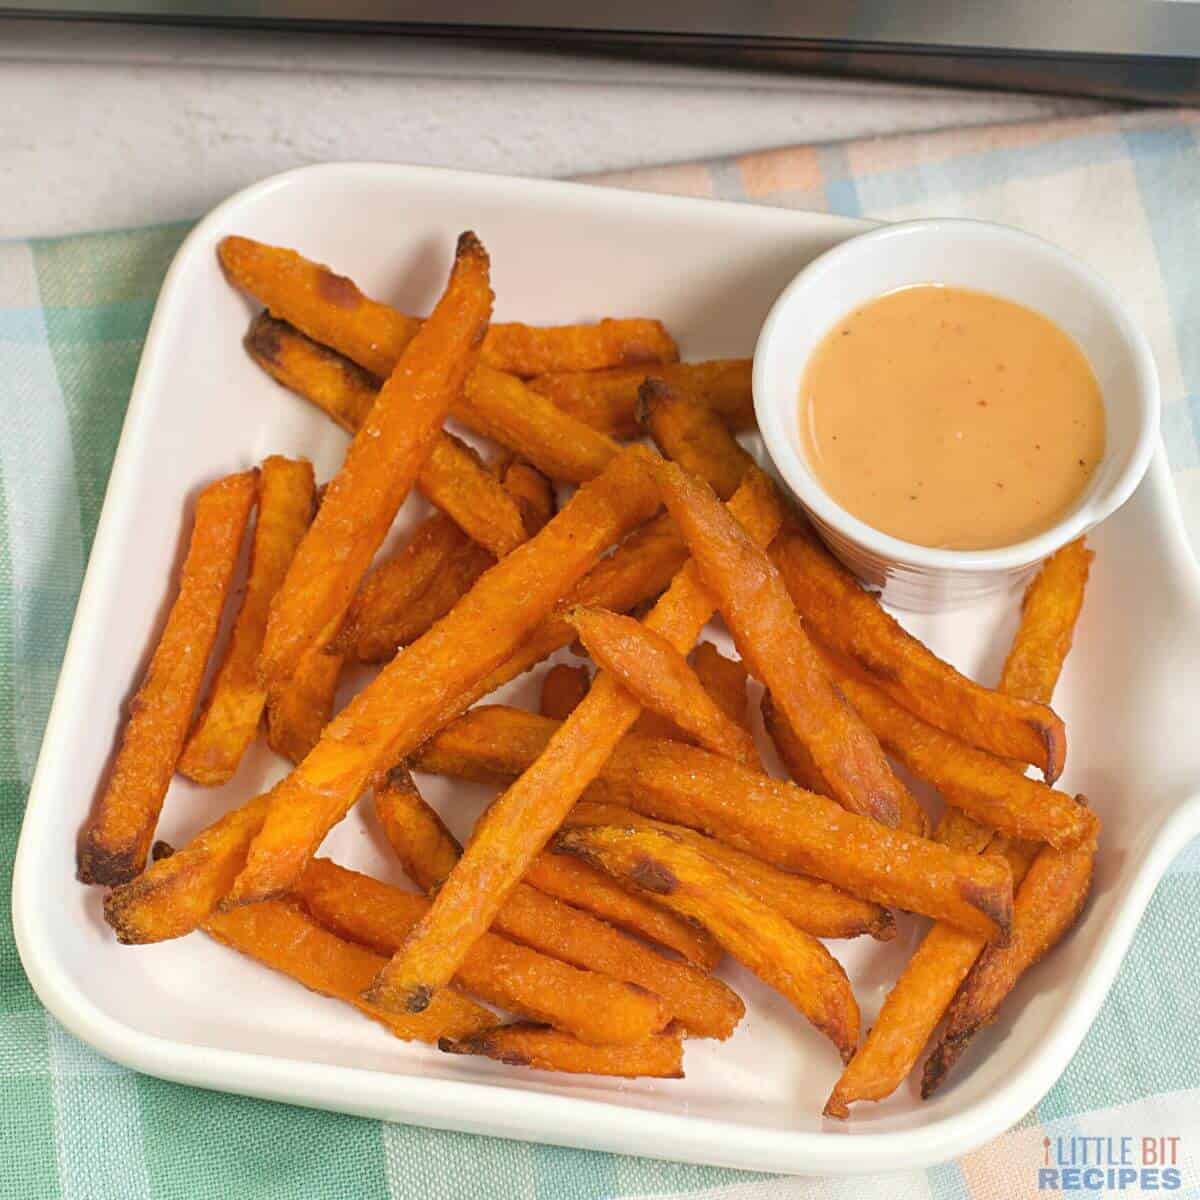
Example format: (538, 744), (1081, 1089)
(13, 164), (1200, 1176)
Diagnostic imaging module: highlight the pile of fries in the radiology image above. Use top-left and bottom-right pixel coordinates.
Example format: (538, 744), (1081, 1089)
(78, 230), (1099, 1111)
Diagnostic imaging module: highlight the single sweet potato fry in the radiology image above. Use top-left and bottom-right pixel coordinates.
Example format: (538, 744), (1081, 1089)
(365, 469), (785, 1014)
(816, 649), (1096, 850)
(103, 787), (275, 944)
(378, 768), (721, 968)
(179, 457), (314, 785)
(204, 898), (494, 1043)
(416, 432), (528, 558)
(459, 365), (620, 483)
(565, 800), (895, 942)
(339, 456), (552, 664)
(258, 232), (493, 694)
(555, 825), (861, 1061)
(638, 376), (755, 502)
(769, 519), (1066, 780)
(338, 515), (490, 663)
(652, 458), (927, 836)
(295, 859), (670, 1046)
(246, 312), (379, 433)
(266, 646), (344, 764)
(480, 318), (678, 377)
(567, 606), (758, 766)
(440, 1023), (685, 1078)
(531, 359), (753, 439)
(374, 774), (739, 1034)
(246, 315), (533, 558)
(922, 825), (1096, 1097)
(463, 512), (689, 700)
(220, 236), (677, 378)
(540, 663), (591, 721)
(413, 706), (1012, 940)
(78, 470), (257, 885)
(760, 689), (828, 795)
(690, 642), (750, 731)
(826, 542), (1091, 1116)
(226, 447), (662, 909)
(1000, 538), (1093, 702)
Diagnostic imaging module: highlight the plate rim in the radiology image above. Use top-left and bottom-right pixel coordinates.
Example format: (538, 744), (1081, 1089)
(13, 160), (1200, 1176)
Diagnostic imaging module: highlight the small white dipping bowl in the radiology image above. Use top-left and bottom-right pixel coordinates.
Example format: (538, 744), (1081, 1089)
(753, 218), (1160, 611)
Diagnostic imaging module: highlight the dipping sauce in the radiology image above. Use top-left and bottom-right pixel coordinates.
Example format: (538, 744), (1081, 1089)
(799, 285), (1106, 550)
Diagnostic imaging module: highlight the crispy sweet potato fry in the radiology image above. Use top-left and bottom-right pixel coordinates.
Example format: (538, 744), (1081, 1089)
(459, 365), (620, 483)
(531, 359), (753, 439)
(414, 706), (1012, 940)
(338, 457), (553, 664)
(652, 458), (927, 836)
(374, 775), (738, 1032)
(225, 448), (662, 909)
(826, 542), (1092, 1116)
(921, 826), (1096, 1097)
(769, 519), (1066, 780)
(246, 312), (377, 432)
(266, 645), (344, 764)
(690, 642), (750, 731)
(378, 770), (722, 968)
(441, 1023), (685, 1078)
(565, 801), (895, 942)
(567, 607), (758, 766)
(540, 663), (591, 720)
(338, 515), (490, 662)
(760, 689), (827, 795)
(638, 377), (755, 502)
(220, 236), (677, 378)
(555, 825), (860, 1061)
(816, 649), (1096, 850)
(415, 433), (528, 558)
(295, 859), (669, 1045)
(78, 470), (257, 885)
(246, 316), (534, 557)
(365, 469), (785, 1014)
(179, 457), (315, 785)
(999, 538), (1093, 702)
(204, 898), (494, 1043)
(480, 318), (678, 377)
(258, 233), (494, 694)
(444, 1023), (684, 1077)
(519, 851), (723, 968)
(462, 513), (689, 700)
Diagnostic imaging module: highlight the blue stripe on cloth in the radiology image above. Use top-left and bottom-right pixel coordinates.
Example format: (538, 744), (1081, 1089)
(851, 130), (1128, 214)
(1123, 122), (1200, 475)
(816, 144), (862, 217)
(532, 1141), (619, 1200)
(926, 1159), (968, 1200)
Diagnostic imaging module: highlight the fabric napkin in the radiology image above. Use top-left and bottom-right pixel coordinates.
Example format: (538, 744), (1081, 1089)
(2, 106), (1198, 1200)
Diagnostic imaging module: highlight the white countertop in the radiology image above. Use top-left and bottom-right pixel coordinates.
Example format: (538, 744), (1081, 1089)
(0, 19), (1110, 239)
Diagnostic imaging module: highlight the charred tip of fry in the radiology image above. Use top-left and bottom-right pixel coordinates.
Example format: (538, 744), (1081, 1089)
(959, 877), (1013, 945)
(633, 376), (672, 427)
(870, 909), (899, 942)
(369, 982), (435, 1014)
(76, 839), (141, 888)
(244, 311), (283, 365)
(455, 230), (488, 263)
(1033, 717), (1067, 784)
(920, 1033), (972, 1099)
(437, 1033), (499, 1057)
(629, 854), (679, 896)
(151, 841), (176, 863)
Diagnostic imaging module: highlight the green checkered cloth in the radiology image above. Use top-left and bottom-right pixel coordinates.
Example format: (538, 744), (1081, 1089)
(4, 108), (1200, 1200)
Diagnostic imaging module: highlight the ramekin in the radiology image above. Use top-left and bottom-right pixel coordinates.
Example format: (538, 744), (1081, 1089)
(753, 219), (1160, 611)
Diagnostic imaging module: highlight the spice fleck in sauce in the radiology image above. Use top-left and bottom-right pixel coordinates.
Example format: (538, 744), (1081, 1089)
(800, 285), (1106, 550)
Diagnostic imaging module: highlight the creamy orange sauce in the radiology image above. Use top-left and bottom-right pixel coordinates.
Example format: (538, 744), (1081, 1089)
(799, 285), (1106, 550)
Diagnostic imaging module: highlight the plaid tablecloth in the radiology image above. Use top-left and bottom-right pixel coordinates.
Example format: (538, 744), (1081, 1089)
(3, 106), (1199, 1199)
